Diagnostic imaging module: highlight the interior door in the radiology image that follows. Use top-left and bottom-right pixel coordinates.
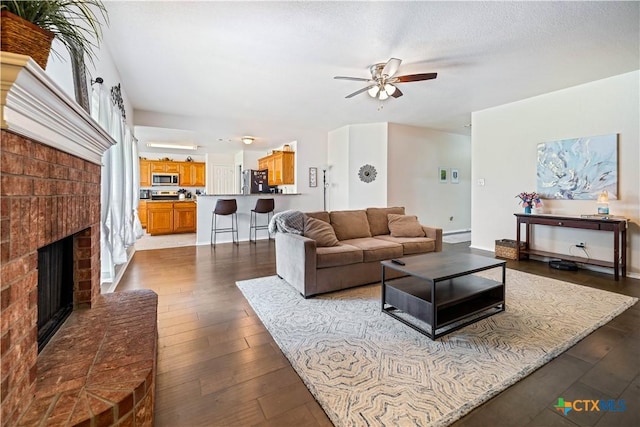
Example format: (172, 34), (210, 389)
(212, 165), (236, 195)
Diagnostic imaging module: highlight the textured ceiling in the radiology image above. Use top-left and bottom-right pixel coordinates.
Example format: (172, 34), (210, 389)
(101, 1), (639, 153)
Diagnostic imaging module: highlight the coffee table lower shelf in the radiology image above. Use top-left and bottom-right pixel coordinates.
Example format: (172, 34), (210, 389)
(382, 275), (505, 339)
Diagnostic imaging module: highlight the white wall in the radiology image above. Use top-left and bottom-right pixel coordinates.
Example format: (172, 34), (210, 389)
(348, 123), (388, 209)
(472, 71), (640, 277)
(388, 123), (471, 231)
(275, 130), (326, 211)
(327, 122), (472, 230)
(45, 37), (135, 126)
(327, 126), (350, 210)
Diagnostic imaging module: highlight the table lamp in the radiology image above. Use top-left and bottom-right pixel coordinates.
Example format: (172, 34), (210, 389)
(597, 190), (609, 215)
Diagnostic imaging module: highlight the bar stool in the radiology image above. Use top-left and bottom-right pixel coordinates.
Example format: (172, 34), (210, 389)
(249, 198), (275, 243)
(211, 199), (238, 247)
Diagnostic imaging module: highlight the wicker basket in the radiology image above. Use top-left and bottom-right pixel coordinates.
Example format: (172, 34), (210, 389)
(1, 11), (55, 69)
(495, 239), (526, 260)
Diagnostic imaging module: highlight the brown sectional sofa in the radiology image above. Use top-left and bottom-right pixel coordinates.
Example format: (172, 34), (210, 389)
(275, 207), (442, 297)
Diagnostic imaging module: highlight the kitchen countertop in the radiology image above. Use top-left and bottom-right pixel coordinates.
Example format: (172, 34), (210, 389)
(195, 194), (303, 245)
(200, 193), (302, 197)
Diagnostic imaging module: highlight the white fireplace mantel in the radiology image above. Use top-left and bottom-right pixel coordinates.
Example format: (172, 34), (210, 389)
(1, 52), (115, 164)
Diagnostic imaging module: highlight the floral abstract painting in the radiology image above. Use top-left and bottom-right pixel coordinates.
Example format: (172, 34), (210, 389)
(536, 134), (618, 200)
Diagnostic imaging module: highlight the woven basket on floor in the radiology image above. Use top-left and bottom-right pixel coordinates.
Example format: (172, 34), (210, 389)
(495, 239), (526, 260)
(1, 10), (55, 69)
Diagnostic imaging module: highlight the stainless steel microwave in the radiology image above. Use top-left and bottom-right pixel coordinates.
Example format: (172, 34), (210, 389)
(152, 173), (179, 186)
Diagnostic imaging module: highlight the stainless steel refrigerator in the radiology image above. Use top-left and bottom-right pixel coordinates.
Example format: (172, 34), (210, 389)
(243, 169), (269, 194)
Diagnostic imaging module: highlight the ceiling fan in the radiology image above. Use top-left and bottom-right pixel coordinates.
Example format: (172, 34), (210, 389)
(334, 58), (437, 100)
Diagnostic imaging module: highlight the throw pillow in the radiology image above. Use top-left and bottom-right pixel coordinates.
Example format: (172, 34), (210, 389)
(304, 216), (340, 247)
(304, 211), (330, 223)
(388, 214), (425, 238)
(329, 210), (372, 240)
(366, 207), (405, 235)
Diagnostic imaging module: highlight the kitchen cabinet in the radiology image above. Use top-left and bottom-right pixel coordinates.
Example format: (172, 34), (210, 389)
(174, 202), (197, 233)
(140, 161), (151, 187)
(150, 161), (180, 173)
(258, 151), (295, 186)
(147, 202), (174, 235)
(140, 160), (206, 187)
(179, 162), (206, 187)
(138, 200), (148, 228)
(150, 161), (166, 172)
(164, 162), (180, 173)
(147, 201), (197, 235)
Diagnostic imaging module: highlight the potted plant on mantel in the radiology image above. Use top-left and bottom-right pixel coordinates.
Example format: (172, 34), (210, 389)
(0, 0), (108, 69)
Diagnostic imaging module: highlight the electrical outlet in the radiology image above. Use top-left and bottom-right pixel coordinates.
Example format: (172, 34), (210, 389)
(576, 242), (586, 248)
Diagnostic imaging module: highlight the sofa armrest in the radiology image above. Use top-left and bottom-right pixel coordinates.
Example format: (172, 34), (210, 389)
(421, 225), (443, 252)
(275, 233), (318, 297)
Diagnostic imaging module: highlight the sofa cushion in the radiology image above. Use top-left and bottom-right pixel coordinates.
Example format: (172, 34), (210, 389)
(305, 211), (330, 223)
(340, 237), (403, 262)
(304, 216), (339, 247)
(388, 214), (426, 237)
(374, 235), (436, 255)
(330, 210), (372, 240)
(316, 244), (363, 268)
(366, 207), (405, 236)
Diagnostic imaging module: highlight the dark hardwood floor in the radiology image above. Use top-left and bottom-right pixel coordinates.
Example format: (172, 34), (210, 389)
(116, 240), (639, 427)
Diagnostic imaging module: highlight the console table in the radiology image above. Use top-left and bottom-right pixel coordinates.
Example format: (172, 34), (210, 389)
(514, 213), (627, 280)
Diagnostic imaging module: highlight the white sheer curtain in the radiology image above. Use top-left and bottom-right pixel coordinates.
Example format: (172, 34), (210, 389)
(91, 83), (143, 283)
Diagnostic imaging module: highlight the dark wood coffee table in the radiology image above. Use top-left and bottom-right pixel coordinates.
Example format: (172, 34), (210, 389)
(381, 252), (506, 339)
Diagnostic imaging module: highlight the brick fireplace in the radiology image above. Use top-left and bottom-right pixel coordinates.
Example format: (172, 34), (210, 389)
(1, 131), (102, 423)
(1, 52), (157, 426)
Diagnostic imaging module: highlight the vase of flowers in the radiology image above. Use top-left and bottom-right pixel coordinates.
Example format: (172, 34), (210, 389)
(516, 191), (542, 214)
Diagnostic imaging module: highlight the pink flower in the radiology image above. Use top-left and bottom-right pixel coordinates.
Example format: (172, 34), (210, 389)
(516, 192), (543, 207)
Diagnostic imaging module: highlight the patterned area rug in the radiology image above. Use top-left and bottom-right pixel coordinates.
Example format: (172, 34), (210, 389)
(236, 270), (636, 427)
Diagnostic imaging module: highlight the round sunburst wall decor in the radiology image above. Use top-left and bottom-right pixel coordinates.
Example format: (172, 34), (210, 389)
(358, 164), (377, 183)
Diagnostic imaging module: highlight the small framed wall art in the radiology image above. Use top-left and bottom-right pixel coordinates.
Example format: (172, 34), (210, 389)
(451, 169), (459, 184)
(309, 167), (318, 187)
(439, 167), (448, 183)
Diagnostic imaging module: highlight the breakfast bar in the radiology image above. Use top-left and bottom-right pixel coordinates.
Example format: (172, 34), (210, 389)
(196, 193), (302, 245)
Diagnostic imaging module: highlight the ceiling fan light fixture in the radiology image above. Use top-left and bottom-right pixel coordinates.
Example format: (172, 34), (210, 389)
(242, 136), (255, 145)
(335, 57), (438, 101)
(384, 83), (397, 96)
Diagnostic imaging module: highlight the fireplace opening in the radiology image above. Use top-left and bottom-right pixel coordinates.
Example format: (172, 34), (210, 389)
(37, 235), (74, 352)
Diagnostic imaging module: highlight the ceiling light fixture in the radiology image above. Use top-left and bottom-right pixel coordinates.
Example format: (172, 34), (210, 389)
(242, 136), (255, 145)
(367, 83), (397, 101)
(384, 83), (397, 96)
(146, 142), (198, 150)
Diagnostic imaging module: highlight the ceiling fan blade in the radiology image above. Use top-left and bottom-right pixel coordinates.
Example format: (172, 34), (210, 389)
(393, 72), (438, 83)
(345, 84), (376, 99)
(391, 87), (403, 98)
(334, 76), (372, 82)
(382, 58), (401, 77)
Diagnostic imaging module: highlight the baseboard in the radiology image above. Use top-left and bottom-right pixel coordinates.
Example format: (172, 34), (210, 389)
(101, 246), (136, 294)
(443, 229), (471, 236)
